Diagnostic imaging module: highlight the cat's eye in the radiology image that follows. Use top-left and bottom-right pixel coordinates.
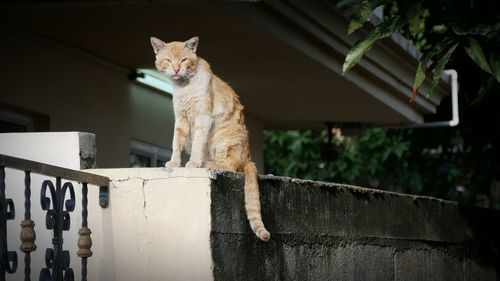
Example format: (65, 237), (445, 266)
(165, 58), (172, 63)
(180, 58), (188, 63)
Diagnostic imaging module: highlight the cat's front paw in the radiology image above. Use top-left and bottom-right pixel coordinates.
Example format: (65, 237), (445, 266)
(165, 161), (180, 172)
(185, 160), (202, 168)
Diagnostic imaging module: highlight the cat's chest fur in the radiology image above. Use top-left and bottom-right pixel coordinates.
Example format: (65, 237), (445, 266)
(172, 68), (212, 120)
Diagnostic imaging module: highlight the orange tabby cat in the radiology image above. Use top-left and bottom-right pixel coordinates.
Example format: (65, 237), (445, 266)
(150, 36), (270, 241)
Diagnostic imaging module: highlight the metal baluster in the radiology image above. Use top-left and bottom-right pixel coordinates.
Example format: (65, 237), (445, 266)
(20, 171), (37, 281)
(77, 183), (92, 281)
(39, 177), (75, 281)
(0, 166), (18, 281)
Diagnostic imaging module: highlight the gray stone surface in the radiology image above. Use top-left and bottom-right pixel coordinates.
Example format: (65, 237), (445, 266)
(430, 251), (463, 281)
(78, 132), (96, 169)
(211, 172), (472, 242)
(209, 171), (500, 281)
(395, 250), (431, 281)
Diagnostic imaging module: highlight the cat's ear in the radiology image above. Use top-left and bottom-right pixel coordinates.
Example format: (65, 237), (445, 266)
(185, 36), (199, 53)
(150, 37), (166, 55)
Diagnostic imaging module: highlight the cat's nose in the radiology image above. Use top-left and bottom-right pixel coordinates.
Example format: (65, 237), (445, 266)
(172, 64), (180, 74)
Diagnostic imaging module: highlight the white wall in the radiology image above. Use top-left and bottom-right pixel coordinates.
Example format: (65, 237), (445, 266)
(0, 133), (217, 280)
(0, 26), (174, 168)
(0, 25), (265, 172)
(88, 168), (214, 281)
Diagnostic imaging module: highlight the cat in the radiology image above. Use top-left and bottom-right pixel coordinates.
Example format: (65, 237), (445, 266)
(150, 36), (271, 241)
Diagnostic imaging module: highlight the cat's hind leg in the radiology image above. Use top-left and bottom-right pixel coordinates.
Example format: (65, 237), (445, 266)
(206, 142), (242, 172)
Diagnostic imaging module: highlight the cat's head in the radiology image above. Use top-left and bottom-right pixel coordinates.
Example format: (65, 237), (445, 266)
(150, 36), (199, 81)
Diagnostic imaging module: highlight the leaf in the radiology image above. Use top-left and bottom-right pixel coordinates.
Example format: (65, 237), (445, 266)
(342, 16), (404, 75)
(489, 52), (500, 84)
(411, 39), (455, 101)
(431, 24), (448, 34)
(406, 3), (421, 37)
(464, 38), (492, 74)
(428, 43), (459, 96)
(347, 2), (373, 34)
(412, 55), (433, 101)
(345, 0), (386, 35)
(412, 64), (425, 101)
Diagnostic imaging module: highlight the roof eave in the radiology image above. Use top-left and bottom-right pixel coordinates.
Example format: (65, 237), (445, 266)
(233, 0), (450, 125)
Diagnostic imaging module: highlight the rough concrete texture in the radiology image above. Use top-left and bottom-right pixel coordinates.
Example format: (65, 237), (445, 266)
(394, 249), (466, 281)
(78, 132), (97, 169)
(210, 171), (499, 281)
(87, 168), (215, 281)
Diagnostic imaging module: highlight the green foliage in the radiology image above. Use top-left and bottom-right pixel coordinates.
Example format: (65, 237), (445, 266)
(464, 38), (492, 74)
(406, 3), (421, 37)
(347, 1), (373, 34)
(490, 53), (500, 84)
(338, 0), (385, 35)
(265, 129), (412, 188)
(429, 43), (458, 95)
(342, 15), (405, 74)
(338, 0), (500, 97)
(264, 0), (500, 209)
(264, 128), (499, 207)
(413, 38), (457, 99)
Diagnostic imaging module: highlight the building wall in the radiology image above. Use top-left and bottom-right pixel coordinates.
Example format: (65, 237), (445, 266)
(0, 25), (264, 171)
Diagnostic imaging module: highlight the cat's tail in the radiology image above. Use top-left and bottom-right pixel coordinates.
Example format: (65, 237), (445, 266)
(243, 160), (271, 241)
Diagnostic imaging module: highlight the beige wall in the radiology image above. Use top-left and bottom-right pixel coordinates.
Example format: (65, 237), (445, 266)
(89, 168), (215, 281)
(1, 26), (264, 171)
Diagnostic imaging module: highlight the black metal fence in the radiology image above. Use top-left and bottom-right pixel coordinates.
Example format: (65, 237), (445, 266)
(0, 154), (109, 281)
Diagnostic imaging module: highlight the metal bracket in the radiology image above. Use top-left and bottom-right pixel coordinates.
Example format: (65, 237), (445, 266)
(99, 186), (109, 208)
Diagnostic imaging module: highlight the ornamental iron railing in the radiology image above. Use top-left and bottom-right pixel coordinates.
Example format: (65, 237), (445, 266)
(0, 154), (109, 281)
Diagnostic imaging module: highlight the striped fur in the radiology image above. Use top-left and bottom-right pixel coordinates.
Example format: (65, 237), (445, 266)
(151, 36), (270, 241)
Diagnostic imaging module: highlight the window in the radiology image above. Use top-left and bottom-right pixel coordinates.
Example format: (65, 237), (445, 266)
(0, 103), (49, 133)
(129, 139), (172, 168)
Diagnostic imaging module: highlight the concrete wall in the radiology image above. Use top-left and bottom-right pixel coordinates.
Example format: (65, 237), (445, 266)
(89, 168), (214, 281)
(211, 173), (500, 281)
(81, 168), (499, 281)
(3, 133), (496, 280)
(0, 25), (265, 171)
